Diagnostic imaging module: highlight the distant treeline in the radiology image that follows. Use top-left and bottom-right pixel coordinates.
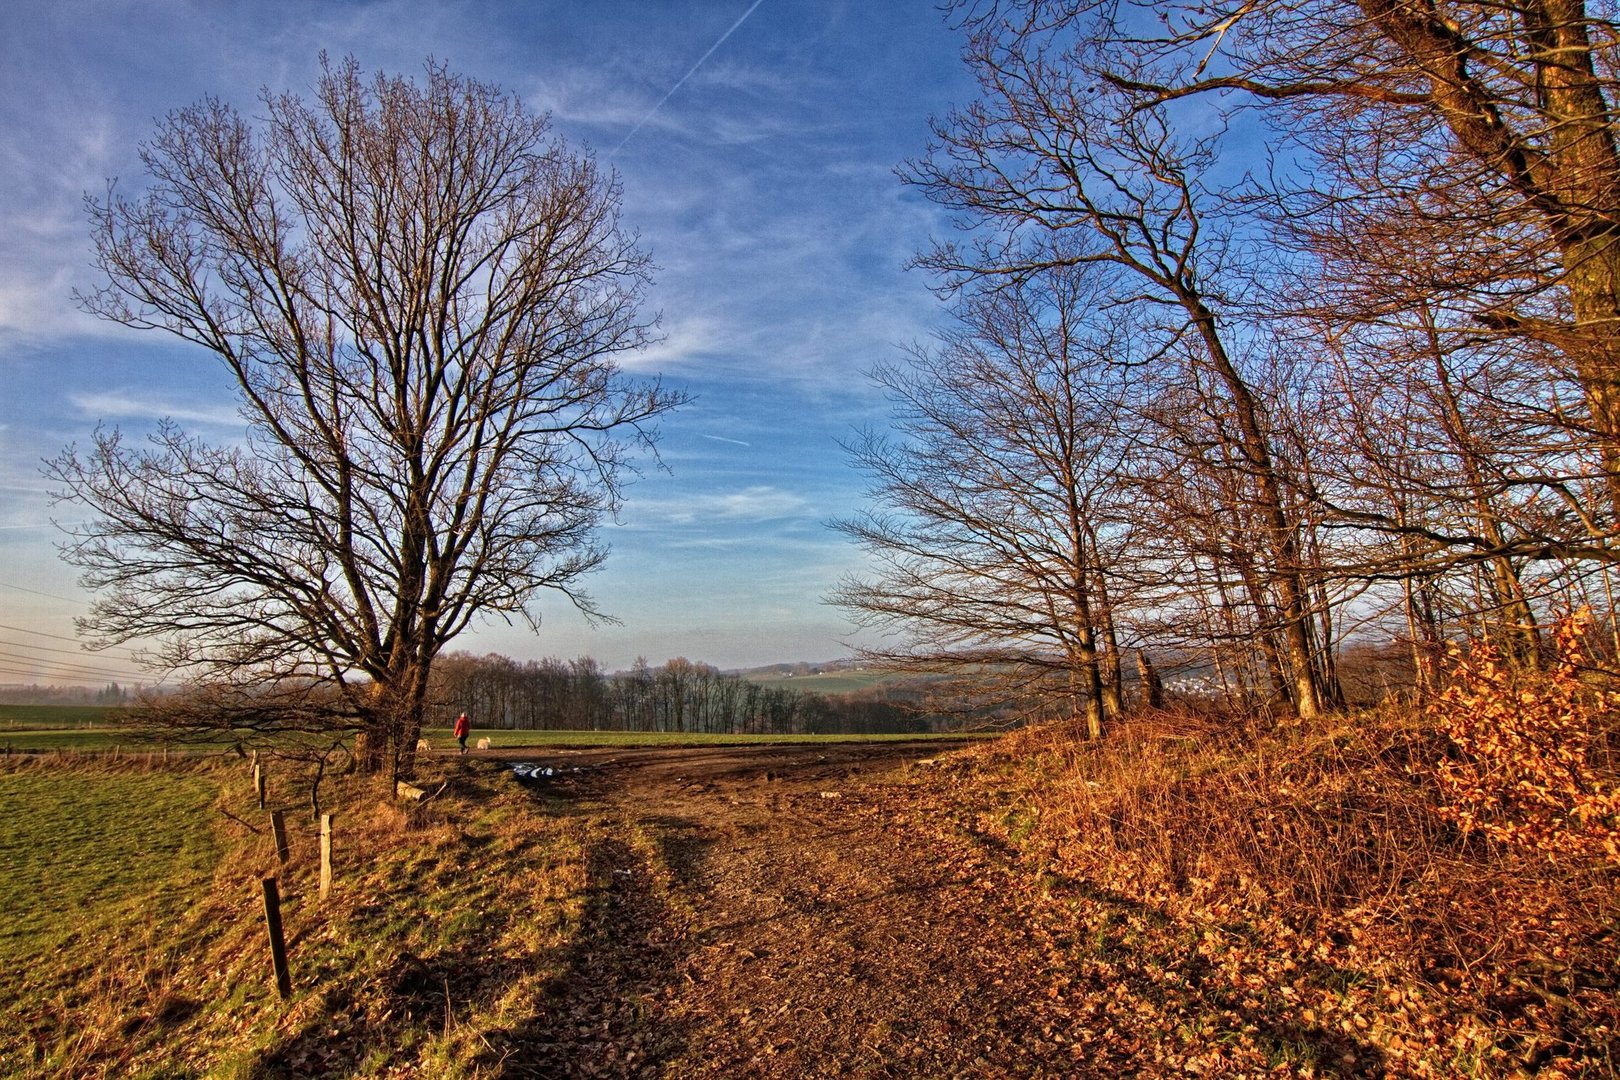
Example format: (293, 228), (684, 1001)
(428, 653), (939, 735)
(0, 683), (134, 707)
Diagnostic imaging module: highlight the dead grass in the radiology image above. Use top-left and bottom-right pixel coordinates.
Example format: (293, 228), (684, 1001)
(8, 720), (1617, 1076)
(963, 703), (1620, 1075)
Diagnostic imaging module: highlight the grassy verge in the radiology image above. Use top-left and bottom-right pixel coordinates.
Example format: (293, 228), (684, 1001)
(0, 754), (604, 1078)
(0, 704), (126, 729)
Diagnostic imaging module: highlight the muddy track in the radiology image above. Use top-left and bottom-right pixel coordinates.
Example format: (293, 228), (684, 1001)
(462, 742), (1396, 1078)
(474, 742), (1098, 1078)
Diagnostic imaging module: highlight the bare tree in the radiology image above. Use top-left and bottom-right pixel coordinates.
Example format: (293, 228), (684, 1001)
(1038, 0), (1620, 523)
(906, 15), (1338, 718)
(833, 267), (1138, 737)
(51, 58), (683, 779)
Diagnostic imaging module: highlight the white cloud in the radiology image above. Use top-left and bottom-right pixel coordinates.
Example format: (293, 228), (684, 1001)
(709, 485), (808, 519)
(621, 313), (734, 372)
(636, 484), (808, 526)
(69, 391), (240, 428)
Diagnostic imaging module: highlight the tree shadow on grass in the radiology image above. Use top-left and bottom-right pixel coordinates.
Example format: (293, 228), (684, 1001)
(248, 772), (715, 1079)
(472, 828), (707, 1077)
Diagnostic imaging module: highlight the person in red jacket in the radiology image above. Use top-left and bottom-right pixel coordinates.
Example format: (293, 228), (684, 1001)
(454, 712), (470, 755)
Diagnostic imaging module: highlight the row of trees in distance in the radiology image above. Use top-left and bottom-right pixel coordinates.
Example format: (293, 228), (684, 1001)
(429, 653), (936, 736)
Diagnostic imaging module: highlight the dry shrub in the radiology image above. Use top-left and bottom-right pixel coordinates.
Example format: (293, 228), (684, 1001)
(993, 694), (1620, 1066)
(1425, 611), (1620, 865)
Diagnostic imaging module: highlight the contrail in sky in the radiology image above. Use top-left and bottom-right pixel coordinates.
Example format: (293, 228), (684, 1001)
(610, 0), (767, 157)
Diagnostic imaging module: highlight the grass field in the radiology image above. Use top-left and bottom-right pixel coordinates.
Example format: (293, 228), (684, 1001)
(0, 755), (600, 1077)
(1, 722), (985, 754)
(0, 763), (220, 974)
(0, 704), (125, 730)
(0, 729), (162, 752)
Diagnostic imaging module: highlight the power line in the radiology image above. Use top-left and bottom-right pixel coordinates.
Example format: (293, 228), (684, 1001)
(0, 649), (147, 682)
(0, 580), (83, 604)
(0, 664), (151, 684)
(0, 623), (145, 658)
(0, 637), (145, 662)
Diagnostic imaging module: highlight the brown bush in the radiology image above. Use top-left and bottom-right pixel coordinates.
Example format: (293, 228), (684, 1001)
(1425, 611), (1620, 865)
(980, 694), (1620, 1068)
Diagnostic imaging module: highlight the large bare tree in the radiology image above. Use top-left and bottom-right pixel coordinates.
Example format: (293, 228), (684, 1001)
(51, 58), (683, 778)
(905, 15), (1338, 718)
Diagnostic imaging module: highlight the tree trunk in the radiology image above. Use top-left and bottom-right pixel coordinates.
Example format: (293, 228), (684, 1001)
(1360, 0), (1620, 519)
(1137, 649), (1165, 710)
(1191, 305), (1325, 720)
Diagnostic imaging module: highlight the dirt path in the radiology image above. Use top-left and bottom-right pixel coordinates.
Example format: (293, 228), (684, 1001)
(469, 743), (1136, 1078)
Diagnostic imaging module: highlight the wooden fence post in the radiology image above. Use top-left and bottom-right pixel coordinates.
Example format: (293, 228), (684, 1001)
(260, 878), (292, 1000)
(269, 809), (289, 864)
(319, 814), (333, 900)
(254, 763), (266, 809)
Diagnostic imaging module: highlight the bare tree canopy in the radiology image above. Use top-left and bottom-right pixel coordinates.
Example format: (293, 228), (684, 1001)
(959, 0), (1620, 515)
(844, 0), (1620, 728)
(832, 268), (1136, 736)
(51, 57), (685, 777)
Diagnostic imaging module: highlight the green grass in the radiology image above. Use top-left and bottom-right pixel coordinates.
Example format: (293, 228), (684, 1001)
(418, 728), (988, 749)
(1, 724), (984, 754)
(0, 756), (602, 1077)
(0, 704), (125, 730)
(0, 729), (157, 752)
(0, 766), (219, 969)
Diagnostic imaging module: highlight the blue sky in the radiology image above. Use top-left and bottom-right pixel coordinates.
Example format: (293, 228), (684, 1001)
(0, 1), (976, 683)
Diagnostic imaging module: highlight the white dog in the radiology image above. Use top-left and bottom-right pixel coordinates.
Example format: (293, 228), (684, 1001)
(416, 738), (431, 752)
(476, 737), (491, 750)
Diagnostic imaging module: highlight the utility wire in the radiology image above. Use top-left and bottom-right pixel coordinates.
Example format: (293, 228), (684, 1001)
(0, 636), (144, 661)
(0, 621), (110, 645)
(0, 664), (150, 683)
(0, 649), (147, 682)
(0, 580), (82, 604)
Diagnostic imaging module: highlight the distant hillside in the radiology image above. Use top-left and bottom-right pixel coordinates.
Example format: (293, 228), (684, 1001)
(739, 666), (911, 696)
(732, 659), (858, 677)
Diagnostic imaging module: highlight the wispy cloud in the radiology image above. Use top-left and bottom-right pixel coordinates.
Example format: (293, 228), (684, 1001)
(715, 486), (808, 518)
(1, 0), (976, 669)
(610, 0), (768, 157)
(637, 484), (807, 526)
(69, 391), (240, 428)
(622, 313), (734, 372)
(0, 102), (123, 341)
